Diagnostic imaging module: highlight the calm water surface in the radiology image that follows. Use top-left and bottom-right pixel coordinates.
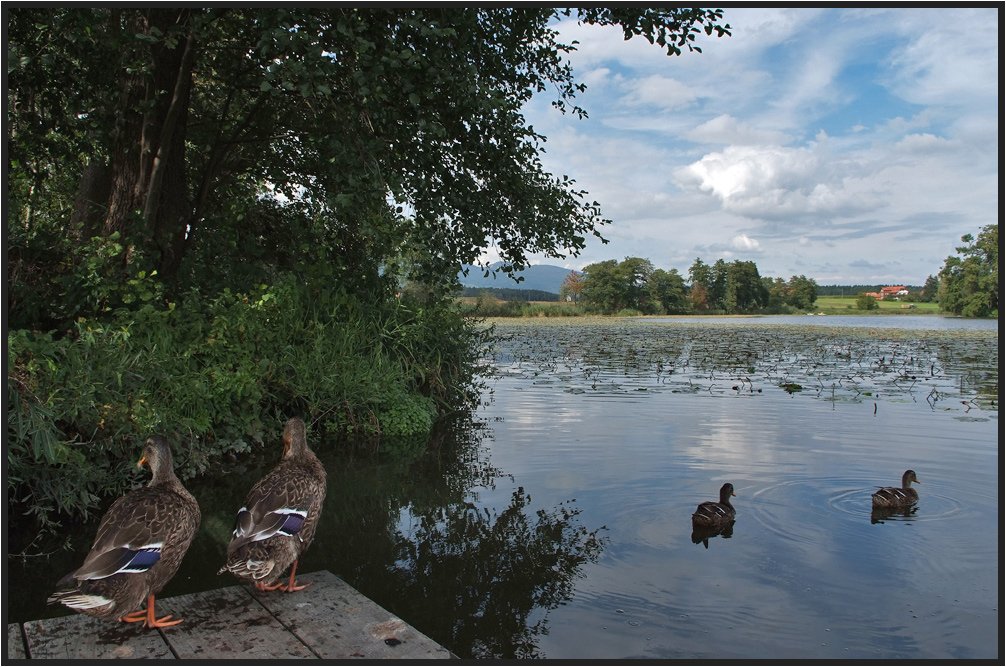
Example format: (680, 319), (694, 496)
(9, 319), (999, 660)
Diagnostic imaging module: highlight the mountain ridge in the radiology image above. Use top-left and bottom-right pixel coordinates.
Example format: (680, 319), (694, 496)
(458, 262), (577, 294)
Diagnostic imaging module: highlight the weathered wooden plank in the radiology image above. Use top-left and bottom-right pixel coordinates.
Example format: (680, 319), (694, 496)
(249, 570), (451, 660)
(155, 585), (316, 659)
(22, 614), (173, 660)
(8, 624), (27, 660)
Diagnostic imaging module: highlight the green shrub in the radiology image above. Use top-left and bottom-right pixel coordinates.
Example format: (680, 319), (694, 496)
(856, 294), (879, 310)
(7, 274), (487, 536)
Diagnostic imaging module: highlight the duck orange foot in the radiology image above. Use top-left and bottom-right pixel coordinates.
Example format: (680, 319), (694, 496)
(120, 594), (183, 628)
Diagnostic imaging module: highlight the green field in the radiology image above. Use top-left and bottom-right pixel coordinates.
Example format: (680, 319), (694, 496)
(813, 295), (939, 314)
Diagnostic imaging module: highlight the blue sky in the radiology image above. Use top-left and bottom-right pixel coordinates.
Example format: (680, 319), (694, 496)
(495, 7), (1000, 285)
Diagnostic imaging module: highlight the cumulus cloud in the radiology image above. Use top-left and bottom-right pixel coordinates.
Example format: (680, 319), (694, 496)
(731, 234), (762, 251)
(518, 8), (997, 284)
(675, 143), (887, 220)
(685, 114), (791, 146)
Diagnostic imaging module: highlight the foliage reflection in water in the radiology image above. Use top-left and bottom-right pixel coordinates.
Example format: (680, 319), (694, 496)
(7, 412), (606, 660)
(8, 319), (998, 659)
(474, 319), (998, 660)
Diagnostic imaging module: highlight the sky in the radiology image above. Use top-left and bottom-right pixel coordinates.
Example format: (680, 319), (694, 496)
(497, 7), (1000, 286)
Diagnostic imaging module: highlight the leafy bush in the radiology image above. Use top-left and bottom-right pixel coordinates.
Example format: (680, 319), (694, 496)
(7, 275), (488, 536)
(856, 294), (879, 311)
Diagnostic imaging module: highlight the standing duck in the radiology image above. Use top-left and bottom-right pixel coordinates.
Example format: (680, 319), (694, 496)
(692, 483), (737, 526)
(47, 436), (201, 628)
(219, 417), (326, 592)
(872, 470), (920, 508)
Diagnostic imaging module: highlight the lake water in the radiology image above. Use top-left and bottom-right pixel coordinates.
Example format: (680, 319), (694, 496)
(639, 314), (999, 331)
(9, 318), (999, 660)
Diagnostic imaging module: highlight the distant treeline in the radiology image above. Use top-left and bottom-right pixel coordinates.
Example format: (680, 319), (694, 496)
(817, 285), (923, 296)
(460, 286), (560, 301)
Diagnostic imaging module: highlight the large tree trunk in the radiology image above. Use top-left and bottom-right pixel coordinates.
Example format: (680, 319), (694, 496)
(101, 8), (196, 281)
(70, 159), (112, 242)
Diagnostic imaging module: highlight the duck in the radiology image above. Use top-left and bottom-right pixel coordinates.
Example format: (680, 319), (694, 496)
(692, 483), (737, 526)
(218, 417), (326, 592)
(47, 436), (201, 628)
(872, 469), (920, 508)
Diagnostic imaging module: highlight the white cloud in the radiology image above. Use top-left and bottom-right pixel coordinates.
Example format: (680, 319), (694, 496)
(731, 234), (761, 251)
(622, 74), (697, 110)
(516, 8), (998, 284)
(893, 133), (956, 154)
(685, 115), (791, 146)
(883, 8), (999, 108)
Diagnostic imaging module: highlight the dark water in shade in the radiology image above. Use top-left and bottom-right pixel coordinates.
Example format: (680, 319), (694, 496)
(7, 320), (999, 660)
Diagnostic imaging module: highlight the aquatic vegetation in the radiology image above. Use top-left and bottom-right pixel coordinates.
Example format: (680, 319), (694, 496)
(480, 319), (998, 413)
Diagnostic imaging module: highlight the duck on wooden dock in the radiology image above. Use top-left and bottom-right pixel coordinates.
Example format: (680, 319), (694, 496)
(692, 483), (737, 526)
(872, 469), (920, 508)
(47, 436), (201, 628)
(219, 417), (327, 592)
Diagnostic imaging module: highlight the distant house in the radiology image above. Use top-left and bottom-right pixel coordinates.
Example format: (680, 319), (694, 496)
(879, 286), (908, 299)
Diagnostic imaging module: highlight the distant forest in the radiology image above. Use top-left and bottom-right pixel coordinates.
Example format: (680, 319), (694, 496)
(461, 285), (925, 302)
(460, 286), (560, 301)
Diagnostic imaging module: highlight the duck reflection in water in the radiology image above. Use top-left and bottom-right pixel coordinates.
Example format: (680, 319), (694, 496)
(691, 520), (734, 548)
(870, 504), (919, 524)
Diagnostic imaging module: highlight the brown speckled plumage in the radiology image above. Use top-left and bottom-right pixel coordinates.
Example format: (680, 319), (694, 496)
(872, 470), (920, 508)
(47, 436), (200, 625)
(692, 483), (737, 527)
(219, 418), (326, 591)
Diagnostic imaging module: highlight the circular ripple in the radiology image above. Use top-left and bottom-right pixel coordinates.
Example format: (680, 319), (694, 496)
(746, 477), (973, 545)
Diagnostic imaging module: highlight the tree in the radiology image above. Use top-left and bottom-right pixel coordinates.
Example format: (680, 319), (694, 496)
(764, 277), (789, 310)
(723, 260), (768, 312)
(8, 8), (731, 330)
(937, 224), (999, 317)
(559, 271), (585, 303)
(786, 275), (819, 310)
(617, 257), (655, 312)
(688, 257), (711, 291)
(580, 260), (623, 312)
(649, 268), (688, 314)
(707, 259), (728, 310)
(920, 275), (939, 303)
(856, 293), (879, 311)
(689, 283), (709, 311)
(580, 257), (655, 313)
(923, 275), (941, 303)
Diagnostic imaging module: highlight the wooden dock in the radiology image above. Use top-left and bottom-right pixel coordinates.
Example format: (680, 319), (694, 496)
(7, 570), (452, 660)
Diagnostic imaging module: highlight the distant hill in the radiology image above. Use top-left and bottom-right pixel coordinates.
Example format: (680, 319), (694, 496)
(458, 262), (577, 294)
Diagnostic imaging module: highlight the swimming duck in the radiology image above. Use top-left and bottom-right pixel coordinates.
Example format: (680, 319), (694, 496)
(692, 483), (737, 526)
(219, 417), (326, 592)
(872, 469), (920, 508)
(47, 436), (201, 628)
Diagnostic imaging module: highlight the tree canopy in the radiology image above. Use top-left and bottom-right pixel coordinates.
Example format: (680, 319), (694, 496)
(937, 224), (999, 318)
(579, 256), (805, 315)
(8, 8), (730, 331)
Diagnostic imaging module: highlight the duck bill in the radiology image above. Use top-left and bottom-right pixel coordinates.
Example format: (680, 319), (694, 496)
(137, 456), (147, 469)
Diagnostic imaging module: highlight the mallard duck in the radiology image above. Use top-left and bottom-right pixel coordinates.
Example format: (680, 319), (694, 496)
(872, 469), (920, 508)
(218, 417), (326, 592)
(47, 436), (201, 628)
(692, 483), (736, 526)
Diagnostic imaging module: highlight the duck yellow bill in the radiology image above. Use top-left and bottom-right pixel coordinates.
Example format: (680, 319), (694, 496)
(137, 456), (148, 469)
